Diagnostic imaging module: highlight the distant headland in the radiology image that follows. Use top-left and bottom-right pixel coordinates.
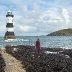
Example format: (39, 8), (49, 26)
(47, 29), (72, 36)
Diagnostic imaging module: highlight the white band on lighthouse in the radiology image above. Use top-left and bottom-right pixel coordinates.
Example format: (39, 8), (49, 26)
(7, 17), (13, 23)
(6, 28), (14, 32)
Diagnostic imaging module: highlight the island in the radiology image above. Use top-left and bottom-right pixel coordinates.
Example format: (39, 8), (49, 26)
(47, 29), (72, 36)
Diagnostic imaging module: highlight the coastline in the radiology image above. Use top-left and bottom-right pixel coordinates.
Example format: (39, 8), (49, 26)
(5, 45), (72, 72)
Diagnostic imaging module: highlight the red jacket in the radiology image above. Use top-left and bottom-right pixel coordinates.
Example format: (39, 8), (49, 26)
(35, 40), (40, 49)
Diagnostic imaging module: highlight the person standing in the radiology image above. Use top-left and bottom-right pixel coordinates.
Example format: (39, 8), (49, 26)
(35, 38), (41, 57)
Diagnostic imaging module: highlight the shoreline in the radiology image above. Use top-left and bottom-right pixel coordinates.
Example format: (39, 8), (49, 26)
(5, 45), (72, 72)
(5, 45), (72, 58)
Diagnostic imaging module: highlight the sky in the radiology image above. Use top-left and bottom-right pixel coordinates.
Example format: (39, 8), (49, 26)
(0, 0), (72, 36)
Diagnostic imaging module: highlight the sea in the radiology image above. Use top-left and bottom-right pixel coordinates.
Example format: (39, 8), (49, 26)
(0, 36), (72, 49)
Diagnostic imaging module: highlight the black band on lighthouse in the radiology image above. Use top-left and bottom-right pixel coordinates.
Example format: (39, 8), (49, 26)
(6, 23), (14, 27)
(5, 31), (15, 36)
(6, 14), (14, 17)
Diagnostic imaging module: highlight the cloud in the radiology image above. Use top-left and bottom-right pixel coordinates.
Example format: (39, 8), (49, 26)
(62, 8), (70, 26)
(13, 7), (72, 35)
(39, 9), (63, 24)
(17, 25), (37, 33)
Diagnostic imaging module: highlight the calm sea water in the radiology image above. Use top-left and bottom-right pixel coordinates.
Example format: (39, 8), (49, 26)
(0, 36), (72, 48)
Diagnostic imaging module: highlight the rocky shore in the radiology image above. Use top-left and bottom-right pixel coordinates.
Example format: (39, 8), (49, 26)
(5, 45), (72, 72)
(0, 49), (6, 72)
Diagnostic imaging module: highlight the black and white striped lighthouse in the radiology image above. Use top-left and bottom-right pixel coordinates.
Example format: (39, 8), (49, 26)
(4, 10), (16, 40)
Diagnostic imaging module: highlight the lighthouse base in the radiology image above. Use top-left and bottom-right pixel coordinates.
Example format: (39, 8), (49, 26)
(4, 32), (16, 40)
(4, 35), (16, 40)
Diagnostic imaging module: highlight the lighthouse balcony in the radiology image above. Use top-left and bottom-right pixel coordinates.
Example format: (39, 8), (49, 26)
(6, 14), (14, 17)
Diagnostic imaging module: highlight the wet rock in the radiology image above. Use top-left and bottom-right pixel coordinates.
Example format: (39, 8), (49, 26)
(0, 53), (6, 72)
(5, 45), (72, 72)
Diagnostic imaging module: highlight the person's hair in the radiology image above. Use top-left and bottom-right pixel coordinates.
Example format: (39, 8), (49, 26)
(37, 38), (40, 41)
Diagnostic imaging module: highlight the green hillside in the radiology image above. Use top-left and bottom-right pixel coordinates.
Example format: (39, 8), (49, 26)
(47, 29), (72, 36)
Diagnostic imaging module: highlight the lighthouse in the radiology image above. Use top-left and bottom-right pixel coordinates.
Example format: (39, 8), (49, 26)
(4, 10), (16, 40)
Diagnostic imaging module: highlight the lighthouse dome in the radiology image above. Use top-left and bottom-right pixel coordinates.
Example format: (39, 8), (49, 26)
(8, 10), (12, 13)
(6, 10), (14, 17)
